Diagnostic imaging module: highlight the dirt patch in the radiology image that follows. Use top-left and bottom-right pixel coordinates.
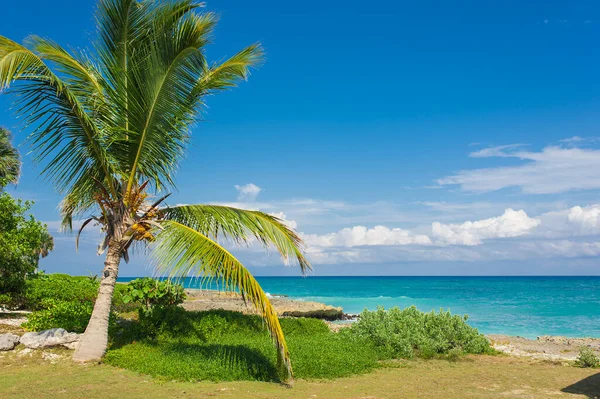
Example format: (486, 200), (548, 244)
(488, 334), (600, 361)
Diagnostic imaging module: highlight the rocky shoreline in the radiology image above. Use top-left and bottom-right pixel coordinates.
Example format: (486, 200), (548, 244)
(182, 289), (347, 320)
(488, 334), (600, 361)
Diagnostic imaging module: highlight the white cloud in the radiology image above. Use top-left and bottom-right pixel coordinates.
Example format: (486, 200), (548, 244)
(469, 144), (525, 158)
(269, 212), (298, 230)
(559, 136), (585, 144)
(535, 204), (600, 238)
(302, 225), (432, 248)
(43, 201), (600, 269)
(234, 183), (262, 201)
(438, 146), (600, 194)
(420, 201), (493, 212)
(431, 208), (540, 246)
(568, 206), (600, 230)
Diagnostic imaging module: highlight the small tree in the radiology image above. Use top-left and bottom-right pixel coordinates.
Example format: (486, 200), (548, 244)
(0, 192), (54, 296)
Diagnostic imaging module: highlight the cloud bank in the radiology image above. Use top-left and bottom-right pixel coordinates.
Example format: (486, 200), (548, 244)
(438, 146), (600, 194)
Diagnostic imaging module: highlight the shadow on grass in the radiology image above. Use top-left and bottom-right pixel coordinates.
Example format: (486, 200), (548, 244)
(159, 342), (280, 382)
(562, 373), (600, 399)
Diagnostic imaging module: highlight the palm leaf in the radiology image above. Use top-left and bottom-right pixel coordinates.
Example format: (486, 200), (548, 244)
(152, 220), (294, 383)
(0, 36), (117, 201)
(162, 205), (311, 273)
(123, 9), (217, 194)
(29, 36), (104, 96)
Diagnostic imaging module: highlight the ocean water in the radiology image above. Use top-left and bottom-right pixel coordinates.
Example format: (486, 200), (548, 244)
(117, 276), (600, 338)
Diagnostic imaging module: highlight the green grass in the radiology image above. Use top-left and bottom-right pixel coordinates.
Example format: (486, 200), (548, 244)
(105, 310), (380, 381)
(2, 351), (600, 399)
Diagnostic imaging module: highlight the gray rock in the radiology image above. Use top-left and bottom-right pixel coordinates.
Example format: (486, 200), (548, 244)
(62, 341), (79, 350)
(0, 333), (20, 351)
(20, 328), (80, 349)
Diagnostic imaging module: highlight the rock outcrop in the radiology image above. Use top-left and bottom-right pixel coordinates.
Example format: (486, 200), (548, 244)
(183, 289), (345, 320)
(0, 333), (20, 351)
(20, 328), (80, 349)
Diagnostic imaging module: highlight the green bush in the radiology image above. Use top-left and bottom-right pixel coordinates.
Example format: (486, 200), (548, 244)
(19, 274), (131, 332)
(106, 309), (380, 381)
(24, 273), (98, 310)
(0, 192), (54, 299)
(122, 278), (186, 311)
(23, 299), (118, 333)
(575, 347), (600, 368)
(22, 300), (94, 333)
(347, 306), (492, 359)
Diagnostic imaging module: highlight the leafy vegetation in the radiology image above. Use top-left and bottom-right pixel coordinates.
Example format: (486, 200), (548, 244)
(0, 193), (53, 299)
(5, 273), (496, 382)
(106, 309), (380, 381)
(345, 306), (493, 359)
(105, 304), (494, 382)
(122, 278), (186, 311)
(23, 300), (97, 333)
(22, 274), (99, 310)
(10, 274), (130, 332)
(574, 347), (600, 368)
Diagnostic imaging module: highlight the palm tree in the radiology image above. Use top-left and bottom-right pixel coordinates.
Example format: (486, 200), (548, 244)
(0, 127), (20, 186)
(0, 0), (310, 382)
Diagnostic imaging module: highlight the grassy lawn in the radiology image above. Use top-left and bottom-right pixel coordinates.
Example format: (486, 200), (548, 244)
(1, 350), (599, 398)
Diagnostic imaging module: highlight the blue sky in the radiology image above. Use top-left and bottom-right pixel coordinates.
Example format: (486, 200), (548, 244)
(2, 0), (600, 276)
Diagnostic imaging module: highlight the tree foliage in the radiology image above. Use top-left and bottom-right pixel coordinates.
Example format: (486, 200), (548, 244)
(0, 127), (20, 187)
(0, 193), (53, 295)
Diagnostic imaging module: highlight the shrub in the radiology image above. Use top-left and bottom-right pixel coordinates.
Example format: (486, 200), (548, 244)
(20, 274), (128, 332)
(24, 274), (98, 310)
(22, 300), (94, 333)
(347, 306), (492, 359)
(122, 278), (186, 311)
(575, 347), (600, 368)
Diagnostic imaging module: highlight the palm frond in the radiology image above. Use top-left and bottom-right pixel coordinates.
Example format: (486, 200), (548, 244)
(0, 36), (117, 202)
(162, 205), (311, 274)
(123, 8), (218, 194)
(152, 220), (294, 382)
(193, 43), (265, 95)
(29, 36), (104, 96)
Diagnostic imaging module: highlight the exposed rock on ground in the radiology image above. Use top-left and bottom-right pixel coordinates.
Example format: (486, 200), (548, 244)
(20, 328), (80, 349)
(0, 333), (20, 351)
(183, 289), (344, 320)
(488, 334), (600, 361)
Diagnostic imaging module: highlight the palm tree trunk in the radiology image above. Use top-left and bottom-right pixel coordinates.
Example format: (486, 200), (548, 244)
(72, 238), (122, 362)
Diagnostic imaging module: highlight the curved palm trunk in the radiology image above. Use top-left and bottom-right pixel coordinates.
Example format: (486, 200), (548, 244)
(73, 238), (122, 362)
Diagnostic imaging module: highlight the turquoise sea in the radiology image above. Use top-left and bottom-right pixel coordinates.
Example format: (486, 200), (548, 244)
(118, 276), (600, 338)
